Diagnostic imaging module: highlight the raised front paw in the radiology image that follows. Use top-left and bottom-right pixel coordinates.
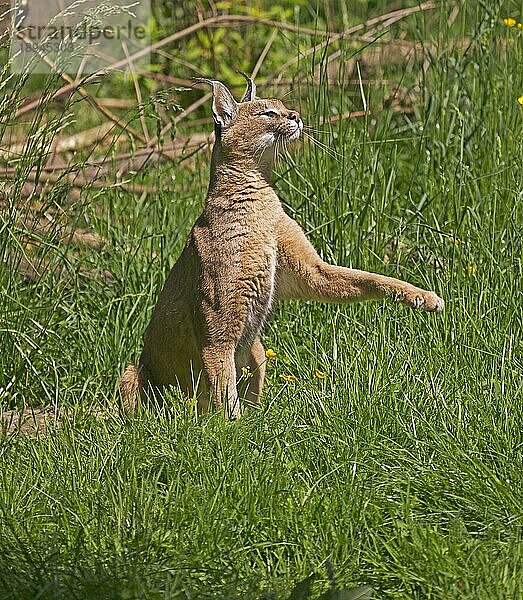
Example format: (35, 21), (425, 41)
(399, 289), (445, 312)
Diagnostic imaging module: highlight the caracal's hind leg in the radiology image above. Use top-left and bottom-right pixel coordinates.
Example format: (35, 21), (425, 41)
(275, 214), (444, 311)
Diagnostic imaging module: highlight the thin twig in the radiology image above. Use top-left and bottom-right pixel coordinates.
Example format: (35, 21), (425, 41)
(122, 41), (150, 143)
(252, 28), (279, 80)
(320, 111), (367, 124)
(266, 1), (438, 81)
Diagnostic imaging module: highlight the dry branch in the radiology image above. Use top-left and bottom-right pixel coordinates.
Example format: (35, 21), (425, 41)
(0, 123), (115, 161)
(15, 5), (439, 119)
(268, 1), (438, 81)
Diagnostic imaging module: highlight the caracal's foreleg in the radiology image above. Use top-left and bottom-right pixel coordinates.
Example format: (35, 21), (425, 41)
(275, 214), (444, 311)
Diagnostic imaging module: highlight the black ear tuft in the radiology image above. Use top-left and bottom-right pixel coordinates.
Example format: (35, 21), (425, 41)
(194, 78), (238, 130)
(238, 71), (257, 102)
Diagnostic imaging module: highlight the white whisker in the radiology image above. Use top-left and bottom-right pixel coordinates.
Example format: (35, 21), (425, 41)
(302, 131), (341, 162)
(303, 125), (332, 136)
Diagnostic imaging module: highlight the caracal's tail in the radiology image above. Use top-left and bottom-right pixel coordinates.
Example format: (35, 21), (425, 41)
(119, 364), (148, 412)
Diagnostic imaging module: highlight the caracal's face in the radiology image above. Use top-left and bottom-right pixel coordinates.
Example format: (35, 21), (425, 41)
(221, 98), (303, 158)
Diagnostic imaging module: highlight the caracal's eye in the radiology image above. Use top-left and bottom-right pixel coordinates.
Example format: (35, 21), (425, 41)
(259, 109), (279, 118)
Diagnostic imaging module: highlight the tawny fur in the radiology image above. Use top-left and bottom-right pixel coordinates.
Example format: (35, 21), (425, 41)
(119, 364), (149, 412)
(120, 77), (444, 418)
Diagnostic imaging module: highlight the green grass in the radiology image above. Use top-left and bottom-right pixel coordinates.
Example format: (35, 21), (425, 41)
(1, 1), (523, 598)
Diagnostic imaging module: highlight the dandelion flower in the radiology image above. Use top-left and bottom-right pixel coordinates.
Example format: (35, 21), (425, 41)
(265, 348), (276, 359)
(504, 17), (517, 27)
(518, 96), (523, 106)
(314, 369), (326, 379)
(518, 23), (523, 30)
(280, 373), (297, 382)
(186, 397), (197, 407)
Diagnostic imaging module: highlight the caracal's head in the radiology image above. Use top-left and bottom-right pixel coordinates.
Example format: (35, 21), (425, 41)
(196, 75), (303, 163)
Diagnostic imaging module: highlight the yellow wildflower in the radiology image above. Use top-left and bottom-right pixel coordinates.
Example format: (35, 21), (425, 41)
(265, 348), (276, 359)
(467, 264), (476, 274)
(241, 365), (253, 378)
(518, 23), (523, 30)
(518, 96), (523, 106)
(314, 369), (326, 379)
(186, 397), (197, 407)
(504, 17), (517, 27)
(280, 373), (297, 382)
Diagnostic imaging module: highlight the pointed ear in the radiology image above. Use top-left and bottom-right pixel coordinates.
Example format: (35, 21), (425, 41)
(239, 71), (256, 102)
(195, 78), (238, 129)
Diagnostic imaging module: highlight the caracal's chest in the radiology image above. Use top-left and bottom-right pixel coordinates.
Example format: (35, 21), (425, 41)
(237, 240), (277, 346)
(191, 206), (279, 346)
